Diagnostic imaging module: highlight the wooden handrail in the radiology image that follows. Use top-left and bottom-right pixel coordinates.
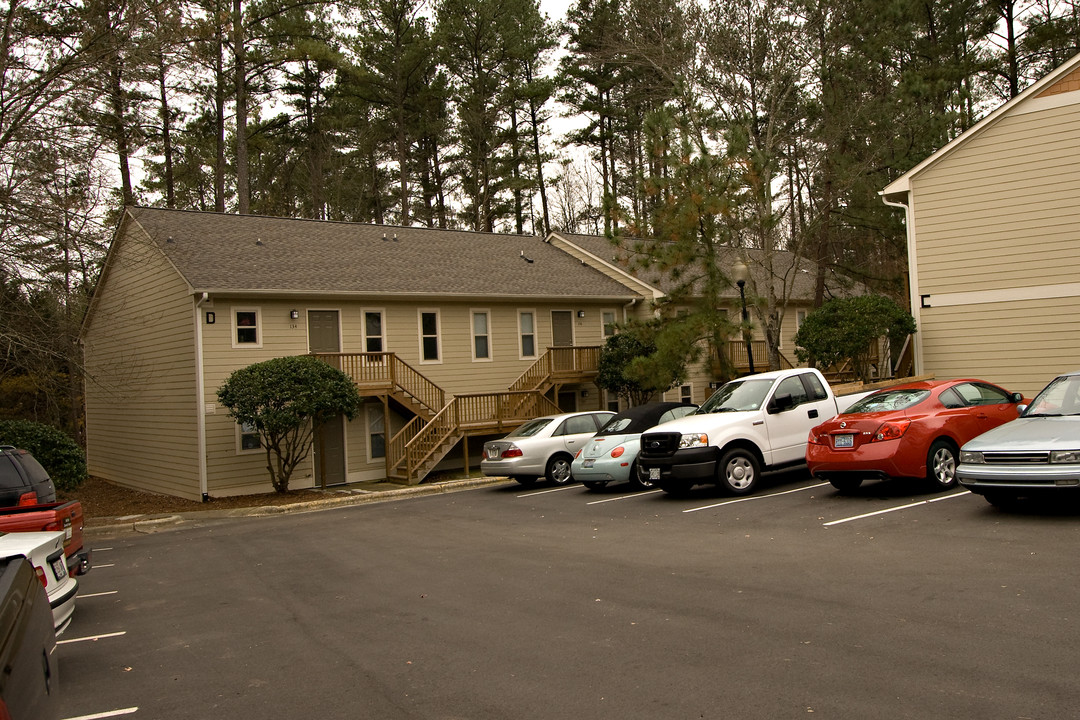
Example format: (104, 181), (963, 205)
(509, 346), (602, 392)
(312, 352), (445, 414)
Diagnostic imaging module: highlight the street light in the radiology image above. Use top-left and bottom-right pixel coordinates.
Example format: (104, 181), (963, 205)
(732, 261), (755, 373)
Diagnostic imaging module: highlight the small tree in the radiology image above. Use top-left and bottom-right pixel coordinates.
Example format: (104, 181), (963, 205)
(596, 326), (687, 407)
(793, 296), (917, 382)
(217, 356), (362, 493)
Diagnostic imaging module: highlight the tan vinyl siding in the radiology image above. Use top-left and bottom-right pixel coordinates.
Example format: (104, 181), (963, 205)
(918, 297), (1080, 397)
(911, 101), (1080, 296)
(83, 229), (201, 499)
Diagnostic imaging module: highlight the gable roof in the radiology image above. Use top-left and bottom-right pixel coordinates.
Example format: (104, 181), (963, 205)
(882, 51), (1080, 199)
(125, 207), (640, 300)
(551, 232), (859, 302)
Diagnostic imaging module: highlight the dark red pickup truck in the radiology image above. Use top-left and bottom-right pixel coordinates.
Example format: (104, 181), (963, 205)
(0, 502), (91, 576)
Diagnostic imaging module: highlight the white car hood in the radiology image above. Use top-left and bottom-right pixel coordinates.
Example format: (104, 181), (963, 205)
(963, 416), (1080, 452)
(640, 411), (759, 436)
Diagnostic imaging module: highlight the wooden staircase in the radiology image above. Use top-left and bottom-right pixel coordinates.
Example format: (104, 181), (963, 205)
(314, 349), (596, 485)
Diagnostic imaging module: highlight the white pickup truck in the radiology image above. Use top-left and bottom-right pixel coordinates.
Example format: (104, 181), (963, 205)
(638, 368), (869, 496)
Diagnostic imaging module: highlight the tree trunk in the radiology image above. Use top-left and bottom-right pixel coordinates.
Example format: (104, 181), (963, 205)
(233, 0), (249, 214)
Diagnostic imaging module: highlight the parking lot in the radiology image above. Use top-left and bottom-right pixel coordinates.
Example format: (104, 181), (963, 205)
(57, 471), (1080, 719)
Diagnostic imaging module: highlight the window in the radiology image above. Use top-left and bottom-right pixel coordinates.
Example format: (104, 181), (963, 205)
(519, 310), (536, 359)
(367, 405), (385, 459)
(602, 310), (617, 338)
(774, 375), (810, 409)
(680, 384), (692, 404)
(239, 421), (261, 452)
(606, 391), (620, 413)
(804, 373), (829, 401)
(953, 383), (1010, 406)
(472, 310), (491, 361)
(557, 415), (600, 436)
(419, 310), (440, 362)
(364, 310), (384, 353)
(233, 308), (261, 347)
(796, 309), (807, 329)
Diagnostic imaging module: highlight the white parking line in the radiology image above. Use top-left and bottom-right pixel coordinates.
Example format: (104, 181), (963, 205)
(93, 547), (113, 552)
(516, 485), (582, 498)
(79, 590), (118, 599)
(57, 631), (127, 645)
(94, 563), (115, 568)
(586, 489), (663, 505)
(62, 708), (138, 720)
(823, 491), (969, 526)
(683, 482), (831, 513)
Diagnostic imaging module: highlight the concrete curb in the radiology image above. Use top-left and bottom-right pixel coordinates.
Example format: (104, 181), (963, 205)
(88, 477), (512, 535)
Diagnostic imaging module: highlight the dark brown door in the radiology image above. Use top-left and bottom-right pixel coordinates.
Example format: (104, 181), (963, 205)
(309, 311), (346, 486)
(551, 311), (574, 347)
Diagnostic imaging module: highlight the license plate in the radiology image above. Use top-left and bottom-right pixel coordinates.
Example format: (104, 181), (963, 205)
(486, 448), (499, 460)
(583, 459), (595, 468)
(649, 467), (660, 480)
(834, 434), (855, 448)
(51, 556), (67, 581)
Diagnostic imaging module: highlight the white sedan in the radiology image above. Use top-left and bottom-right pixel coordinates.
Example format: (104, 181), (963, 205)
(0, 531), (78, 634)
(481, 411), (614, 486)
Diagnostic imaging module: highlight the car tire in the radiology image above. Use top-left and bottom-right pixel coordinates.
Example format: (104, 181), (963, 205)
(582, 480), (607, 491)
(545, 455), (574, 484)
(628, 462), (653, 490)
(718, 448), (760, 495)
(829, 477), (863, 493)
(925, 439), (959, 491)
(512, 476), (537, 486)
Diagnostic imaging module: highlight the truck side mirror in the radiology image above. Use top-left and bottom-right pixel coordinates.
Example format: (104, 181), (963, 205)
(769, 393), (794, 414)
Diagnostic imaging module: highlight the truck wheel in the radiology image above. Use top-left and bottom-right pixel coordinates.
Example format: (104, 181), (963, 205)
(545, 455), (574, 484)
(718, 448), (760, 495)
(925, 439), (958, 491)
(829, 477), (863, 493)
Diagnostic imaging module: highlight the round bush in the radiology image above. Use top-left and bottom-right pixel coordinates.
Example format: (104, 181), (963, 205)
(0, 420), (87, 493)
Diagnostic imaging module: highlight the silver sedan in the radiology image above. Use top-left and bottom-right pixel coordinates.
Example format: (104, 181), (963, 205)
(481, 411), (614, 486)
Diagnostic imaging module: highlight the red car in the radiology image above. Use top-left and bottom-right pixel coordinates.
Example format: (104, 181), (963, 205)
(807, 379), (1025, 493)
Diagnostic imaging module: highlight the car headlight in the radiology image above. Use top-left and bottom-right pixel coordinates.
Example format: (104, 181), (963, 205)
(960, 451), (984, 464)
(1051, 450), (1080, 463)
(678, 433), (709, 449)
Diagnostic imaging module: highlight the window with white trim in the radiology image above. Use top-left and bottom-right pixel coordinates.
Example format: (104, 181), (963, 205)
(472, 310), (491, 361)
(367, 405), (385, 459)
(602, 310), (617, 338)
(419, 310), (441, 363)
(364, 310), (384, 353)
(232, 308), (261, 348)
(238, 421), (261, 452)
(680, 384), (692, 404)
(519, 310), (536, 359)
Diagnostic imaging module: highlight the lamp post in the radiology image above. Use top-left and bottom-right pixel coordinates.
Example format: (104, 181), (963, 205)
(733, 261), (755, 373)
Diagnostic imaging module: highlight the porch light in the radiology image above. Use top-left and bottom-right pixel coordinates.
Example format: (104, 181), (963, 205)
(290, 309), (299, 320)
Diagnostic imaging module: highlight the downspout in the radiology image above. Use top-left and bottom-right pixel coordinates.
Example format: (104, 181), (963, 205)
(194, 293), (209, 502)
(881, 193), (922, 377)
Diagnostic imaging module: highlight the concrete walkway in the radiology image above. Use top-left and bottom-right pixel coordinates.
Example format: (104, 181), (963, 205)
(89, 476), (513, 535)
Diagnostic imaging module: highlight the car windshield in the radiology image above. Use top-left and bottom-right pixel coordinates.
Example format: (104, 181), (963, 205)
(506, 418), (553, 437)
(844, 389), (930, 414)
(698, 379), (773, 413)
(1024, 375), (1080, 417)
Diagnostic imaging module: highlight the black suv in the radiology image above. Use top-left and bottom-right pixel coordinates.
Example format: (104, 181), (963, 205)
(0, 447), (56, 507)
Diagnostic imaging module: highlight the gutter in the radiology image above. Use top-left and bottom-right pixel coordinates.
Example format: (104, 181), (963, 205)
(194, 292), (209, 502)
(880, 191), (923, 376)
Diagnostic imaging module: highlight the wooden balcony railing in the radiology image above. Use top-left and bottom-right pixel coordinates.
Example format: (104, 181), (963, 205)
(509, 346), (602, 393)
(313, 352), (445, 415)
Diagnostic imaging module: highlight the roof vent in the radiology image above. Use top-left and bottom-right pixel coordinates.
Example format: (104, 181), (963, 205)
(393, 233), (398, 241)
(521, 250), (533, 264)
(255, 238), (263, 246)
(166, 235), (174, 243)
(382, 233), (387, 241)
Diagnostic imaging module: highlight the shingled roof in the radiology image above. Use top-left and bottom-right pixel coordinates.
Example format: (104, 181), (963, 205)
(125, 207), (640, 300)
(553, 232), (861, 301)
